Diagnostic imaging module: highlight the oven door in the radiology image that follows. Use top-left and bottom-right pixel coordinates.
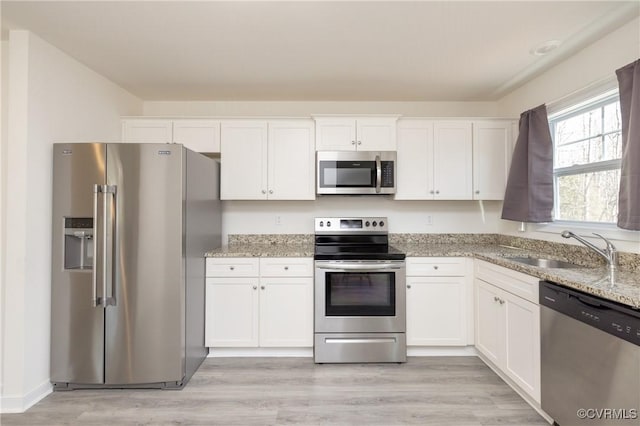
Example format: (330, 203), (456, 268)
(314, 260), (406, 333)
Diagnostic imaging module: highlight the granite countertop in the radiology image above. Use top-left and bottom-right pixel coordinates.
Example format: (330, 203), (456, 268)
(394, 242), (640, 309)
(205, 234), (640, 309)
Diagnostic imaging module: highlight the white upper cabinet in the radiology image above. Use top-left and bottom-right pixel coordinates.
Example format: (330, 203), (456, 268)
(221, 119), (315, 200)
(315, 116), (398, 151)
(472, 121), (513, 200)
(433, 121), (473, 199)
(122, 119), (173, 143)
(221, 121), (269, 200)
(172, 120), (221, 153)
(122, 118), (221, 153)
(396, 120), (434, 200)
(396, 120), (472, 200)
(267, 120), (316, 200)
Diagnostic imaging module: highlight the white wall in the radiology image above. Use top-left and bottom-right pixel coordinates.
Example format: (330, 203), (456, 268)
(0, 31), (142, 413)
(143, 100), (503, 118)
(498, 17), (640, 116)
(0, 39), (8, 403)
(496, 17), (640, 253)
(222, 198), (505, 243)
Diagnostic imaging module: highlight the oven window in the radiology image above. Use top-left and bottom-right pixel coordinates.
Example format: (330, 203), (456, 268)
(325, 272), (395, 316)
(319, 161), (375, 188)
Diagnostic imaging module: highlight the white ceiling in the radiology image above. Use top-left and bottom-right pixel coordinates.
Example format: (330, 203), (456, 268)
(2, 1), (639, 102)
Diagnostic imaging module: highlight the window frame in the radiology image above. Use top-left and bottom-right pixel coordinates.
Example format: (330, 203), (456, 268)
(549, 90), (622, 225)
(532, 87), (638, 244)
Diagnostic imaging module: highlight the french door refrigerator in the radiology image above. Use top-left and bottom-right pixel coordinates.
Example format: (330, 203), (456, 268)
(51, 143), (221, 389)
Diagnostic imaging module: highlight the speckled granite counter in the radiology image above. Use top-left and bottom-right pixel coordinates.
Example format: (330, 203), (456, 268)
(206, 233), (640, 308)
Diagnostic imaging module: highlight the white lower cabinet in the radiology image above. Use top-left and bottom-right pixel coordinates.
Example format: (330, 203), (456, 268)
(205, 257), (313, 348)
(406, 257), (471, 346)
(474, 260), (541, 403)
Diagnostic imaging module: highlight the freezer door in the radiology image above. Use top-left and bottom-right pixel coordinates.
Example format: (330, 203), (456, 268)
(51, 143), (106, 385)
(105, 144), (185, 385)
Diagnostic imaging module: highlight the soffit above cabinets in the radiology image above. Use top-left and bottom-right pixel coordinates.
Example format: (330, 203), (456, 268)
(2, 1), (638, 101)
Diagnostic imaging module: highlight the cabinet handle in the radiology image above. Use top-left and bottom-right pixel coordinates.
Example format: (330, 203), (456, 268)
(261, 190), (266, 194)
(435, 190), (440, 194)
(433, 265), (439, 270)
(475, 190), (480, 194)
(261, 286), (265, 290)
(253, 285), (257, 290)
(499, 298), (505, 305)
(284, 266), (289, 270)
(351, 141), (356, 145)
(494, 296), (499, 302)
(269, 190), (273, 194)
(429, 190), (434, 194)
(407, 285), (411, 289)
(357, 141), (362, 145)
(229, 266), (235, 271)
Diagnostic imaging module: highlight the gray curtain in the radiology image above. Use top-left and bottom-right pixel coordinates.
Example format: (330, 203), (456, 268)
(616, 59), (640, 230)
(501, 104), (554, 222)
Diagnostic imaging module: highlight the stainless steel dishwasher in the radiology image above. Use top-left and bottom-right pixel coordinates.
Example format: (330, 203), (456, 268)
(540, 281), (640, 425)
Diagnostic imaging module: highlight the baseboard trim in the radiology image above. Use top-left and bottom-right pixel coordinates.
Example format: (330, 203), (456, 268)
(208, 347), (313, 357)
(0, 380), (52, 414)
(407, 346), (478, 357)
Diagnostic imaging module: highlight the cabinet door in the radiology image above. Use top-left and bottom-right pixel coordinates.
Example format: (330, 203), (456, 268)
(122, 119), (172, 143)
(356, 117), (397, 151)
(472, 121), (511, 200)
(406, 277), (467, 346)
(220, 121), (268, 200)
(173, 120), (220, 153)
(433, 121), (473, 199)
(267, 120), (315, 200)
(395, 120), (434, 200)
(259, 278), (313, 347)
(474, 279), (505, 365)
(315, 118), (356, 151)
(206, 278), (259, 347)
(503, 291), (541, 403)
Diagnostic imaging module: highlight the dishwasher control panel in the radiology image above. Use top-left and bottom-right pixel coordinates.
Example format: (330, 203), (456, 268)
(540, 281), (640, 346)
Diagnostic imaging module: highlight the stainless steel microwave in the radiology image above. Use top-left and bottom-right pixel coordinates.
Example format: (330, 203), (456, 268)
(316, 151), (396, 195)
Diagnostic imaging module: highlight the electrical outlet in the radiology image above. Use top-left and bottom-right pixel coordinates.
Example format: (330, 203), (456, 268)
(426, 215), (433, 226)
(275, 215), (282, 226)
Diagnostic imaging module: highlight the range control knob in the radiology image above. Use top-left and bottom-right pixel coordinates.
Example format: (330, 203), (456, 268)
(319, 221), (324, 227)
(365, 221), (370, 227)
(379, 221), (385, 227)
(372, 221), (377, 227)
(327, 221), (331, 227)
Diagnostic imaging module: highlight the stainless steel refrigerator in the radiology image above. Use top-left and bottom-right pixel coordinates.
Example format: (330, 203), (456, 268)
(51, 143), (221, 389)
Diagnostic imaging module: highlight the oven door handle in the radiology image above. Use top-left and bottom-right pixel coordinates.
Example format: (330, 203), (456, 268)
(316, 262), (403, 271)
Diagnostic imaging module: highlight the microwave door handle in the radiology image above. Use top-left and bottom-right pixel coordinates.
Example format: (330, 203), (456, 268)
(92, 185), (100, 307)
(375, 155), (382, 193)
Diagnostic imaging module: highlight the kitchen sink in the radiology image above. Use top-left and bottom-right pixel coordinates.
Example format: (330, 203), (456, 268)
(507, 256), (582, 269)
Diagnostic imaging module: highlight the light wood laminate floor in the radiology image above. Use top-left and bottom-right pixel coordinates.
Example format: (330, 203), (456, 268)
(2, 357), (549, 425)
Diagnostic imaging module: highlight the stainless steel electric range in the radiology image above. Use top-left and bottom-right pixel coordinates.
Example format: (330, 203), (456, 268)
(313, 217), (407, 363)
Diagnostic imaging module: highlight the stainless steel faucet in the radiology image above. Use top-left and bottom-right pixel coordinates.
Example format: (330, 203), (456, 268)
(561, 230), (618, 271)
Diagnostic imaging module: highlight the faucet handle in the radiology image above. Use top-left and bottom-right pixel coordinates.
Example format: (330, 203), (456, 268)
(592, 233), (617, 251)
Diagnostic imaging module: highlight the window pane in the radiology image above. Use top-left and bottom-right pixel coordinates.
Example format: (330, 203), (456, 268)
(556, 169), (620, 223)
(555, 109), (602, 146)
(603, 102), (622, 133)
(556, 134), (622, 168)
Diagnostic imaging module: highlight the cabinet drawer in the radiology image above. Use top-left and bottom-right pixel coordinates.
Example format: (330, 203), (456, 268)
(259, 258), (313, 277)
(406, 257), (466, 276)
(474, 259), (539, 304)
(206, 258), (259, 277)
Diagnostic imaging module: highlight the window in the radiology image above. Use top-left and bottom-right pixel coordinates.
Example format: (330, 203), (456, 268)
(550, 90), (622, 224)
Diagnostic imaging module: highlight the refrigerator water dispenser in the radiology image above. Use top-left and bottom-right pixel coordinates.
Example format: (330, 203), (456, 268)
(63, 217), (93, 270)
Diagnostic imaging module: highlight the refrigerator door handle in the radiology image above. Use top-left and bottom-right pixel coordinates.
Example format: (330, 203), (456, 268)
(92, 184), (101, 307)
(102, 185), (117, 307)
